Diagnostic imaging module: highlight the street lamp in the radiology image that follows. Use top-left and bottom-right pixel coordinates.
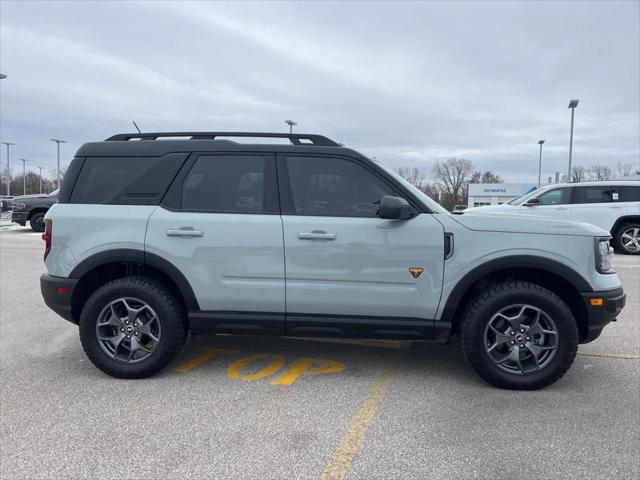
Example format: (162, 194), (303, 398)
(2, 142), (14, 196)
(20, 159), (28, 195)
(50, 138), (66, 188)
(567, 99), (579, 181)
(285, 120), (297, 134)
(537, 140), (545, 187)
(38, 167), (44, 193)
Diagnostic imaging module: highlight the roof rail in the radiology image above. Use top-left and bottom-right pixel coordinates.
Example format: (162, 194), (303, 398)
(104, 132), (341, 147)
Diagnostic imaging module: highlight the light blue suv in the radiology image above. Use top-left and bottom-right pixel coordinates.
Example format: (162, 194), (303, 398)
(40, 132), (626, 389)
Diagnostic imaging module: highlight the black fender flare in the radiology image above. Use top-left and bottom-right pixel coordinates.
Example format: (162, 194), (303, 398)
(439, 255), (592, 326)
(69, 248), (199, 310)
(611, 215), (640, 235)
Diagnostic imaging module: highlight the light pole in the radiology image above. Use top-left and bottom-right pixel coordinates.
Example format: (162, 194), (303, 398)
(285, 120), (297, 134)
(20, 159), (28, 195)
(567, 99), (579, 181)
(2, 142), (14, 196)
(38, 167), (44, 193)
(50, 138), (66, 188)
(537, 139), (545, 187)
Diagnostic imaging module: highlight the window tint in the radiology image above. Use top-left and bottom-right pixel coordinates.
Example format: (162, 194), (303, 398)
(572, 186), (620, 204)
(182, 155), (275, 213)
(70, 155), (184, 204)
(536, 188), (570, 205)
(618, 185), (640, 202)
(285, 156), (396, 217)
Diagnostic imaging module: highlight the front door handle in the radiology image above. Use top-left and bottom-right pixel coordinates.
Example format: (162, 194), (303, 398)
(298, 231), (337, 240)
(555, 206), (569, 210)
(166, 228), (204, 238)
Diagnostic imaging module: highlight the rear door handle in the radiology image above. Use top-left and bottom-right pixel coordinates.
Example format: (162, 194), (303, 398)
(298, 231), (337, 240)
(166, 228), (204, 238)
(555, 207), (569, 210)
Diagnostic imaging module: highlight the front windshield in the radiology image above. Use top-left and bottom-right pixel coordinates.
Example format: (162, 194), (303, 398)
(511, 187), (545, 205)
(380, 165), (449, 214)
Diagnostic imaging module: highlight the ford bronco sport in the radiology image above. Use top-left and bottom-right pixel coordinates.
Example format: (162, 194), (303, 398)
(40, 132), (626, 389)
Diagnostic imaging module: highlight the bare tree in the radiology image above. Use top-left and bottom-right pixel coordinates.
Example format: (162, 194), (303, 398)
(561, 166), (587, 183)
(395, 166), (426, 189)
(469, 170), (503, 184)
(10, 172), (54, 195)
(433, 158), (473, 210)
(587, 164), (612, 181)
(615, 162), (636, 178)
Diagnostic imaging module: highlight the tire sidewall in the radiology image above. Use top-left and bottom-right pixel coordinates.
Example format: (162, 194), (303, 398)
(79, 278), (185, 378)
(615, 223), (640, 255)
(463, 284), (578, 389)
(30, 213), (46, 232)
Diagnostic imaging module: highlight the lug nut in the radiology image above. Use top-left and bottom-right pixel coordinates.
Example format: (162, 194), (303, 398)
(526, 337), (531, 341)
(125, 320), (129, 325)
(134, 323), (138, 327)
(120, 328), (125, 332)
(510, 341), (515, 345)
(520, 328), (525, 333)
(126, 334), (130, 339)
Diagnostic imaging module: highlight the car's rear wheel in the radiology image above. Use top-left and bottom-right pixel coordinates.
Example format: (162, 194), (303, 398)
(614, 223), (640, 255)
(29, 212), (46, 232)
(79, 276), (187, 378)
(461, 281), (578, 390)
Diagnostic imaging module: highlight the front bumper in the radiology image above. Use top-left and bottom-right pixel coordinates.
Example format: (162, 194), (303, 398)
(580, 287), (626, 343)
(11, 211), (27, 226)
(40, 274), (79, 324)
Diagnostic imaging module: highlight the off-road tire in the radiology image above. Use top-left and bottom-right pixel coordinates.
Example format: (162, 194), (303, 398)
(461, 280), (578, 390)
(79, 276), (187, 379)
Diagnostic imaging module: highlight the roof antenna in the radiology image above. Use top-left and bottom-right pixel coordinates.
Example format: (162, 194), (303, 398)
(132, 121), (142, 133)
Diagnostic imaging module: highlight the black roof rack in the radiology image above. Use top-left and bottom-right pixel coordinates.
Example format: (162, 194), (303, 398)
(105, 132), (341, 147)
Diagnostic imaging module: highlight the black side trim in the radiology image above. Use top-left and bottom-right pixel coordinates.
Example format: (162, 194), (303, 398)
(40, 274), (78, 324)
(189, 311), (284, 334)
(69, 249), (144, 278)
(439, 255), (594, 327)
(580, 287), (626, 343)
(68, 249), (199, 311)
(286, 313), (434, 339)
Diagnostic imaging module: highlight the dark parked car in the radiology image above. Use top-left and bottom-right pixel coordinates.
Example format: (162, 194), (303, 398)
(0, 196), (15, 212)
(11, 189), (58, 232)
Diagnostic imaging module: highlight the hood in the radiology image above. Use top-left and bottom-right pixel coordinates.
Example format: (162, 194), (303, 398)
(463, 204), (519, 213)
(12, 193), (57, 202)
(451, 212), (609, 237)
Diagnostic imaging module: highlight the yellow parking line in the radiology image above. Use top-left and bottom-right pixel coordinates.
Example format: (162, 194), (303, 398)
(320, 361), (398, 480)
(577, 352), (640, 360)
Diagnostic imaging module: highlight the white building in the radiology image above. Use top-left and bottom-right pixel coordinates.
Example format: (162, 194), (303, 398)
(467, 183), (537, 208)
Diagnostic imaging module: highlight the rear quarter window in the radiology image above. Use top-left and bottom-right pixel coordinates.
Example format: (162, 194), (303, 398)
(69, 154), (186, 204)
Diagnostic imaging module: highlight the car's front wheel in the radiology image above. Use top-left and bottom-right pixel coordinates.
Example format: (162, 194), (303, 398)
(614, 223), (640, 255)
(461, 281), (578, 390)
(79, 276), (187, 378)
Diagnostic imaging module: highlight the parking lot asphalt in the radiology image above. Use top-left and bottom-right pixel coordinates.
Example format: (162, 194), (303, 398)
(1, 227), (638, 480)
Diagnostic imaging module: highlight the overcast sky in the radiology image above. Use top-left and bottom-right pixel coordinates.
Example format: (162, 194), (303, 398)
(1, 0), (638, 183)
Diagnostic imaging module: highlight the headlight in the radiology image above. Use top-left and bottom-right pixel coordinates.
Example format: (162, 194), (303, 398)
(16, 202), (27, 209)
(595, 237), (615, 274)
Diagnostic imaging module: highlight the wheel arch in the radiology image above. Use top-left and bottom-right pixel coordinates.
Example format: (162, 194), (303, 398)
(611, 215), (640, 236)
(27, 207), (49, 220)
(69, 249), (199, 323)
(442, 256), (591, 342)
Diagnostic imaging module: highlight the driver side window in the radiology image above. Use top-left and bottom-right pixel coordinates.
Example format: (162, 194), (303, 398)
(535, 188), (570, 205)
(285, 156), (396, 217)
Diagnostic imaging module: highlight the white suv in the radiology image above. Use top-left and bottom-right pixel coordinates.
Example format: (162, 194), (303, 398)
(465, 181), (640, 254)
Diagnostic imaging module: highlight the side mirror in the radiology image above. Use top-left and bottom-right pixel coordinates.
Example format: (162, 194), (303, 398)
(377, 195), (415, 220)
(523, 198), (540, 206)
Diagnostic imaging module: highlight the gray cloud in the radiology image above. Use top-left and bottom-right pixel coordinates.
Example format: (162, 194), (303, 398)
(1, 0), (638, 182)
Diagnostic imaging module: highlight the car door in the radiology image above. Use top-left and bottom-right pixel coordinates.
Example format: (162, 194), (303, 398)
(145, 153), (285, 333)
(570, 185), (623, 231)
(278, 154), (445, 338)
(520, 187), (573, 219)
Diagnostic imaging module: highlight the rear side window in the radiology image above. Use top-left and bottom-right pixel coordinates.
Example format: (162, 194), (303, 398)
(70, 154), (186, 204)
(572, 186), (619, 204)
(618, 186), (640, 202)
(284, 156), (396, 217)
(181, 155), (278, 214)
